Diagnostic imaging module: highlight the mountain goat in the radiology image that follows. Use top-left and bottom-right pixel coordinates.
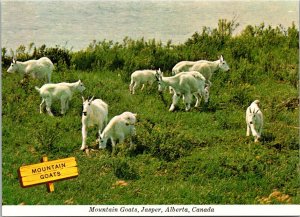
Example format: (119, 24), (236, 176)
(246, 100), (263, 142)
(35, 80), (86, 116)
(172, 55), (230, 87)
(156, 71), (207, 111)
(7, 57), (54, 83)
(81, 96), (109, 151)
(129, 69), (162, 94)
(99, 112), (137, 151)
(172, 61), (197, 75)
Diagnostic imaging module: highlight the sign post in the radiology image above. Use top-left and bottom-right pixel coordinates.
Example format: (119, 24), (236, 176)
(41, 156), (55, 192)
(18, 156), (78, 192)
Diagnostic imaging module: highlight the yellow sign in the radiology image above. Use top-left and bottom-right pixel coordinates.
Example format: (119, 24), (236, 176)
(18, 156), (78, 190)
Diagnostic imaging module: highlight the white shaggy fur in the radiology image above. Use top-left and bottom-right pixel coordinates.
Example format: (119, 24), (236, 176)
(156, 71), (207, 112)
(81, 97), (109, 150)
(246, 100), (263, 142)
(7, 57), (54, 82)
(172, 56), (230, 87)
(129, 69), (162, 94)
(99, 112), (137, 150)
(35, 80), (86, 116)
(172, 61), (198, 75)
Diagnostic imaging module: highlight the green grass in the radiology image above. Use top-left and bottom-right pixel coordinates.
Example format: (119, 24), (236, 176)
(2, 68), (299, 205)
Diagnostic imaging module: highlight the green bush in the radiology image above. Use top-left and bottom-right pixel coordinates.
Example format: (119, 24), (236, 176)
(230, 84), (255, 108)
(113, 159), (139, 180)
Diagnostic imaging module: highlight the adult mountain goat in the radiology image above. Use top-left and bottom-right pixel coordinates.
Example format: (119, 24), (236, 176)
(156, 71), (208, 112)
(172, 61), (197, 75)
(246, 100), (263, 142)
(99, 112), (137, 151)
(35, 80), (86, 116)
(81, 96), (109, 151)
(7, 57), (54, 83)
(172, 55), (230, 87)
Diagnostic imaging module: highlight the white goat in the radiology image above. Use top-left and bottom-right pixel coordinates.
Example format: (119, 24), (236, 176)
(7, 57), (54, 82)
(246, 100), (263, 142)
(35, 80), (86, 116)
(176, 71), (210, 103)
(172, 61), (197, 75)
(129, 69), (162, 94)
(99, 112), (137, 150)
(81, 96), (109, 151)
(156, 71), (208, 112)
(172, 55), (230, 87)
(190, 55), (230, 87)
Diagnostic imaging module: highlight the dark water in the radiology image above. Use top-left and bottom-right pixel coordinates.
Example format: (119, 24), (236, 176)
(2, 0), (299, 51)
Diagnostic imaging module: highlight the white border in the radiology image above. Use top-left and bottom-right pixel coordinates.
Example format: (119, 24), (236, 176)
(1, 1), (299, 217)
(2, 205), (300, 216)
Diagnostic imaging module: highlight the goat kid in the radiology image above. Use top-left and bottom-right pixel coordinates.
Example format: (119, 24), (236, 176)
(246, 100), (263, 142)
(35, 80), (86, 116)
(156, 71), (207, 111)
(129, 69), (162, 94)
(99, 112), (137, 151)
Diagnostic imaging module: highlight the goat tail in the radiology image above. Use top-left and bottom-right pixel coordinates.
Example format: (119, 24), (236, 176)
(34, 86), (40, 92)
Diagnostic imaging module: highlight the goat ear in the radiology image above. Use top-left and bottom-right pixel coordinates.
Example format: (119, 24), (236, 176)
(89, 96), (94, 102)
(82, 96), (85, 103)
(220, 55), (224, 61)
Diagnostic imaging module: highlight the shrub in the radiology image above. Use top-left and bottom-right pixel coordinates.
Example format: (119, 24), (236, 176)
(230, 59), (258, 85)
(147, 126), (194, 162)
(113, 159), (139, 180)
(230, 84), (255, 108)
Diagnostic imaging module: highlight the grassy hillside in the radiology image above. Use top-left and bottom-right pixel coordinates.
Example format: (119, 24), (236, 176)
(2, 20), (299, 204)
